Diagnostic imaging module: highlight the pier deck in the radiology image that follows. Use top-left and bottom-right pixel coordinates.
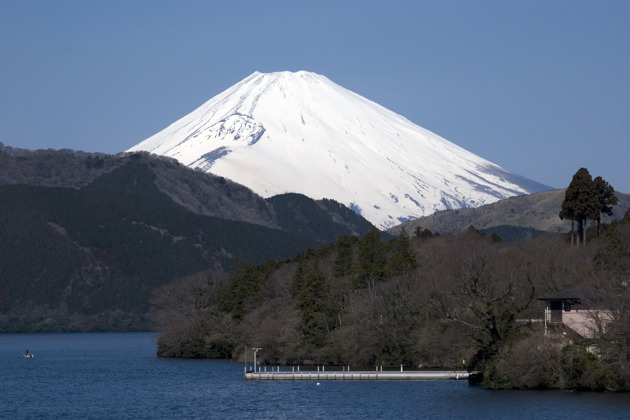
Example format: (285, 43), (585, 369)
(244, 368), (470, 381)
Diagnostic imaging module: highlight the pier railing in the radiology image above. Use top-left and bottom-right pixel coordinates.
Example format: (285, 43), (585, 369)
(244, 365), (470, 381)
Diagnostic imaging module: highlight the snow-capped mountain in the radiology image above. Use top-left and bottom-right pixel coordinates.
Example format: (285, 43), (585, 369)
(128, 71), (550, 229)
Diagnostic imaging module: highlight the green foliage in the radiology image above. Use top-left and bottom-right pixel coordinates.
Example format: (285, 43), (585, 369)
(387, 228), (419, 274)
(292, 261), (336, 345)
(560, 168), (617, 243)
(593, 176), (619, 236)
(355, 228), (388, 288)
(561, 344), (618, 391)
(217, 261), (280, 321)
(332, 234), (356, 277)
(559, 167), (597, 224)
(594, 176), (618, 218)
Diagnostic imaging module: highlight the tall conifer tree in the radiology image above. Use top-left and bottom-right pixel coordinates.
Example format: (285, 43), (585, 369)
(593, 176), (618, 237)
(559, 168), (614, 244)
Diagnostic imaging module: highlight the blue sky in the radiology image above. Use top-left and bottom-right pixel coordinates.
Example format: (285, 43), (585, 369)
(1, 0), (628, 193)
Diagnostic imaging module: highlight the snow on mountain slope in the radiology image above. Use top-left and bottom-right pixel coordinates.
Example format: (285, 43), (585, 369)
(128, 71), (550, 229)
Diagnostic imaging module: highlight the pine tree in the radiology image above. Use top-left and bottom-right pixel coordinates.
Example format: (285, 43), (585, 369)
(388, 228), (419, 274)
(293, 261), (332, 345)
(333, 234), (355, 277)
(593, 176), (618, 237)
(355, 228), (388, 288)
(559, 168), (610, 244)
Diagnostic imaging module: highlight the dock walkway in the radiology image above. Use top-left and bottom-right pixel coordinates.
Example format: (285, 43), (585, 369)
(244, 367), (470, 381)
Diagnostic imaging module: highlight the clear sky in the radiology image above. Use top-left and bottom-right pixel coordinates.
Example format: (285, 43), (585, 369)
(1, 0), (628, 193)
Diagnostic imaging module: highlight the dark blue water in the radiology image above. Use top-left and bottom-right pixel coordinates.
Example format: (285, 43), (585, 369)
(1, 333), (629, 419)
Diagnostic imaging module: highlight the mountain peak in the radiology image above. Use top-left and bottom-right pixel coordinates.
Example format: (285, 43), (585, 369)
(128, 71), (550, 229)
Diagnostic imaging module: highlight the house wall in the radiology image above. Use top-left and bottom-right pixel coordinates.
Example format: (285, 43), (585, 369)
(544, 302), (613, 339)
(561, 309), (613, 339)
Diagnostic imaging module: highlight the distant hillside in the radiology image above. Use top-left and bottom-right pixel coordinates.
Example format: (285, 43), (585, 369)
(0, 145), (375, 332)
(388, 189), (630, 238)
(0, 143), (280, 229)
(267, 193), (375, 244)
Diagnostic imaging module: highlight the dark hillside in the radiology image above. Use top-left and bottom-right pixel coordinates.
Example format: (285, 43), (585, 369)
(0, 144), (279, 228)
(0, 150), (376, 332)
(0, 167), (314, 331)
(0, 145), (375, 239)
(267, 193), (374, 243)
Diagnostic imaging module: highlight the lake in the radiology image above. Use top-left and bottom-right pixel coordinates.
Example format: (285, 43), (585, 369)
(1, 332), (629, 419)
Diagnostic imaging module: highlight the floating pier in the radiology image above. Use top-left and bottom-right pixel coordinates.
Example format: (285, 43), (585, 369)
(244, 366), (470, 381)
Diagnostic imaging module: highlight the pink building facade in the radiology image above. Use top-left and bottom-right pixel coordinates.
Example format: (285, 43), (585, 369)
(538, 286), (613, 339)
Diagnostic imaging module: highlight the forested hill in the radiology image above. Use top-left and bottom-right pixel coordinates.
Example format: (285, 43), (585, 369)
(0, 146), (375, 332)
(154, 214), (630, 391)
(0, 143), (371, 235)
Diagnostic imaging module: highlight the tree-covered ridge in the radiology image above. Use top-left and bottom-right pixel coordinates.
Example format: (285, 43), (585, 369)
(0, 159), (376, 332)
(0, 146), (377, 234)
(267, 193), (376, 243)
(154, 212), (630, 391)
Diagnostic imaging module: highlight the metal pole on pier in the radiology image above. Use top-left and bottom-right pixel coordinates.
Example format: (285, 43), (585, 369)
(253, 348), (261, 372)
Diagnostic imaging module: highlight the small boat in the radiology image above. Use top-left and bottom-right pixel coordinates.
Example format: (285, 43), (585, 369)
(23, 349), (34, 359)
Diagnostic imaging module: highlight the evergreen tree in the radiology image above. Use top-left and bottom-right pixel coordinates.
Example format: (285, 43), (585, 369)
(414, 225), (434, 239)
(292, 261), (332, 345)
(559, 168), (599, 244)
(333, 234), (355, 277)
(218, 260), (278, 320)
(355, 228), (387, 288)
(388, 228), (419, 274)
(593, 176), (618, 237)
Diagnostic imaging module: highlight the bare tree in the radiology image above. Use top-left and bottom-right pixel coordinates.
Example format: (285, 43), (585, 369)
(428, 233), (535, 372)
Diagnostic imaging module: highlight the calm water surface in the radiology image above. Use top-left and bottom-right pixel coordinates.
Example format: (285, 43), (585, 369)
(1, 332), (629, 419)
